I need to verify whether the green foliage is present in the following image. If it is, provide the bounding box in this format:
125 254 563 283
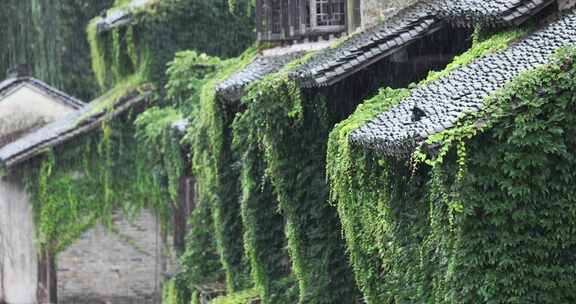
165 51 224 116
87 0 254 93
209 289 259 304
135 106 184 201
22 91 173 253
327 87 410 303
143 50 228 295
163 278 187 304
327 26 576 303
191 291 200 304
235 59 359 303
326 29 526 303
232 115 298 304
163 49 256 294
178 198 225 289
420 47 576 303
184 49 257 292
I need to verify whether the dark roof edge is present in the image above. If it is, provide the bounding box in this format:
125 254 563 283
0 90 151 169
292 0 557 88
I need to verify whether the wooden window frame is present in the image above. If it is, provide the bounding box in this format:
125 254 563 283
310 0 346 32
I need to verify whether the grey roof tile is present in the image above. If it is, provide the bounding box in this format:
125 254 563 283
215 51 304 102
0 89 152 168
350 10 576 156
290 0 555 88
95 0 155 33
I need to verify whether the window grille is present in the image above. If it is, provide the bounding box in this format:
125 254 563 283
271 0 282 34
315 0 345 27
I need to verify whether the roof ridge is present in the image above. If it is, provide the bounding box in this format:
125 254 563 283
350 8 576 156
0 77 85 109
291 0 556 88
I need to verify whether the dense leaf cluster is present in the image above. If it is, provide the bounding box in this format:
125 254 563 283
164 50 258 300
87 0 254 94
233 62 360 303
22 100 178 254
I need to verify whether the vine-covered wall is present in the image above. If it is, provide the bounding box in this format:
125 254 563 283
158 50 255 304
232 101 298 304
185 50 258 293
19 105 180 255
87 0 254 94
328 27 576 303
233 58 361 303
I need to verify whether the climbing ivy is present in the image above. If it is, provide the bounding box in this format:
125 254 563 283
184 49 258 293
160 50 228 300
209 288 259 304
21 90 174 254
162 278 187 304
326 28 576 303
228 29 527 304
232 109 298 304
87 0 254 93
135 106 184 201
234 55 360 303
420 47 576 303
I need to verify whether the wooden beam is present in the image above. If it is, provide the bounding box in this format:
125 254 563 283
290 0 298 36
282 0 290 39
37 248 57 304
311 0 318 30
299 0 307 35
266 0 273 40
256 0 263 41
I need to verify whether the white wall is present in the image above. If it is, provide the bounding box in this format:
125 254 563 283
0 175 38 304
0 84 76 147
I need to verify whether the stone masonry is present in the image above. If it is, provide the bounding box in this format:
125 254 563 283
57 209 175 304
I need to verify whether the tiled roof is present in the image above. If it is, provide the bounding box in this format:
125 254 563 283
290 0 555 88
0 89 152 169
216 52 304 102
95 0 156 33
0 77 85 109
350 10 576 156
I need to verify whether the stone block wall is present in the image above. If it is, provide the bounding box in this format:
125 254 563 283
57 210 175 304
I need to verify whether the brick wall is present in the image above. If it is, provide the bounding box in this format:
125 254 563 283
57 209 176 304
